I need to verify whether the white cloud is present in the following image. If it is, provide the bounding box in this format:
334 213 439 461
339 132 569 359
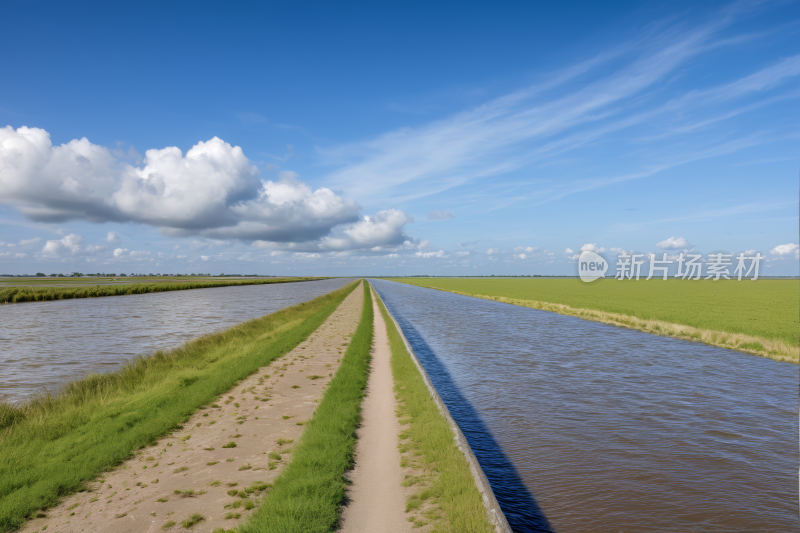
514 253 528 259
486 248 499 255
317 209 414 251
415 250 449 258
514 246 538 253
427 210 454 221
565 248 574 254
0 127 413 251
107 231 121 244
201 255 210 261
41 234 104 257
770 243 799 257
19 237 41 245
656 236 692 250
113 248 127 258
580 243 606 253
417 239 431 249
14 253 27 258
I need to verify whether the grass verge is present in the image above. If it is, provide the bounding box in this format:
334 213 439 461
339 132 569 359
0 281 359 532
0 277 326 304
240 281 373 533
374 288 494 533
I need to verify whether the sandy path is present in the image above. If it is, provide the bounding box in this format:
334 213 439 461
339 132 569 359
22 282 363 533
339 289 415 533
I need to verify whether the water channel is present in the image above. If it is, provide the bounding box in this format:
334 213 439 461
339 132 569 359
0 278 355 404
370 279 798 532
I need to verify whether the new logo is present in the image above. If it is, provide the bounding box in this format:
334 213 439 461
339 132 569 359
578 251 608 282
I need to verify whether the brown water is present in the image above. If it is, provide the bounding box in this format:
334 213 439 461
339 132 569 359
371 279 798 533
0 278 355 404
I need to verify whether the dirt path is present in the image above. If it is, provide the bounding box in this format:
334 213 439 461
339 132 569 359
23 282 364 533
339 289 415 533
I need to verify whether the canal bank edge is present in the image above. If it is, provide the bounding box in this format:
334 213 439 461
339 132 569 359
428 288 799 365
370 283 513 533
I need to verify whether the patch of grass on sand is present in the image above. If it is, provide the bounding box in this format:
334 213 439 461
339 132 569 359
240 281 373 533
0 281 359 532
0 277 325 304
393 278 799 363
374 286 494 533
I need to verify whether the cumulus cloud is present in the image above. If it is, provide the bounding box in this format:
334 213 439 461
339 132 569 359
0 127 412 250
317 209 414 251
656 236 692 250
427 209 454 221
514 253 528 259
514 246 538 253
486 248 499 255
107 231 121 243
565 248 574 254
771 243 799 257
41 234 104 257
580 243 606 253
415 250 449 258
201 255 210 261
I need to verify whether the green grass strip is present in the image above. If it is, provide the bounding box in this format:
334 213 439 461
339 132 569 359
374 288 494 533
0 281 359 532
241 281 373 533
0 277 327 304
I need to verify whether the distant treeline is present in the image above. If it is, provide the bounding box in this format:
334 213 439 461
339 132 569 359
0 277 325 304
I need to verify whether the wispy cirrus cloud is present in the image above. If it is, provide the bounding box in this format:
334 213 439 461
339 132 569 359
319 4 800 207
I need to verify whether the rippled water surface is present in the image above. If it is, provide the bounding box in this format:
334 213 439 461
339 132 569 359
0 278 355 403
371 279 798 533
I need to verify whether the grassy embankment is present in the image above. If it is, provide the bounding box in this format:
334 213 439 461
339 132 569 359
0 277 324 304
374 288 494 533
394 278 799 363
0 281 359 532
240 281 374 533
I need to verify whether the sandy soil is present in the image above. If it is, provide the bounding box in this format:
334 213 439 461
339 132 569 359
339 290 417 533
22 282 364 533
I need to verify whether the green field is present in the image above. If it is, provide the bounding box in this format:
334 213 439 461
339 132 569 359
0 277 325 304
392 278 799 347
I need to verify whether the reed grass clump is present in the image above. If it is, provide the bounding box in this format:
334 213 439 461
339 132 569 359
0 281 359 532
373 288 494 533
240 281 373 533
0 277 325 304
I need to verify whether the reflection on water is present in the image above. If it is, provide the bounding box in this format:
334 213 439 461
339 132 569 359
371 279 798 533
0 278 355 403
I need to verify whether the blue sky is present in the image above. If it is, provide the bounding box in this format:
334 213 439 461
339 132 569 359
1 0 798 276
